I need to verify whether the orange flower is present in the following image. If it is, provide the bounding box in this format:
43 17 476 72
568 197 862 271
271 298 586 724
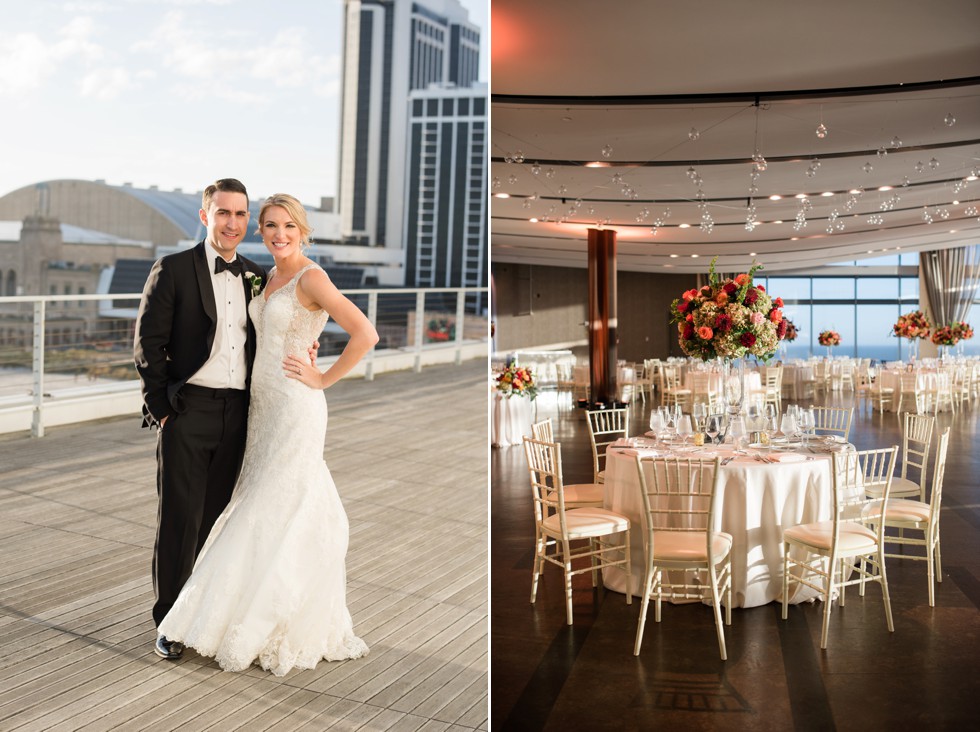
682 288 699 301
735 273 748 285
697 325 714 340
716 291 729 305
769 308 783 323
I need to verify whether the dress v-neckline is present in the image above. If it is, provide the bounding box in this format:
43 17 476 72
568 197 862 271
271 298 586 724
263 264 315 303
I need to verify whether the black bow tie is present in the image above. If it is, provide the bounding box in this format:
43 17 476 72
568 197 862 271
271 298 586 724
214 258 243 277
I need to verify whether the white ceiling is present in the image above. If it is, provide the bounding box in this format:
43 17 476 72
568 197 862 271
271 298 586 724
490 0 980 273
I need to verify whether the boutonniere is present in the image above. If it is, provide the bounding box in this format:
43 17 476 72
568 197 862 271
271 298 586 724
244 272 263 298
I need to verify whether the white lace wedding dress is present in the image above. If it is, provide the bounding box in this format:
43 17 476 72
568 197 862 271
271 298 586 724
158 264 369 676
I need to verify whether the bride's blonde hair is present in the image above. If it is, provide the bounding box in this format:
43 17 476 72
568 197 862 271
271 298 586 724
258 193 314 247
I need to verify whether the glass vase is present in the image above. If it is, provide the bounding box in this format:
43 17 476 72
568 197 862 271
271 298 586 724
723 358 746 418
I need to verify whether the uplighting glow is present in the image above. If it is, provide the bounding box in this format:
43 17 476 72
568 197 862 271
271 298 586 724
769 194 782 200
679 223 691 228
494 193 510 198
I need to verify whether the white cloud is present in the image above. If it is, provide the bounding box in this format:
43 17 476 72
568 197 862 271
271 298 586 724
80 67 137 99
133 13 340 104
0 17 104 96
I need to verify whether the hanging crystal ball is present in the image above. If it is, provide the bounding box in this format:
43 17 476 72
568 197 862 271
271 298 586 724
944 113 956 127
531 163 542 176
863 162 874 173
601 144 613 158
688 127 701 141
890 136 903 149
929 158 940 170
816 123 828 138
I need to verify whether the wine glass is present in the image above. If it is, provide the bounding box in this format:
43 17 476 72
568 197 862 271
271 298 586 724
705 414 722 445
676 414 692 442
780 412 798 441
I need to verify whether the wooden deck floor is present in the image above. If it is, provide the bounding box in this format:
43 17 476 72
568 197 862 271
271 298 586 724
0 360 488 732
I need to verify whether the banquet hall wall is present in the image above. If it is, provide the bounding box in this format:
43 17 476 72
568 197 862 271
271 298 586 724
492 262 693 361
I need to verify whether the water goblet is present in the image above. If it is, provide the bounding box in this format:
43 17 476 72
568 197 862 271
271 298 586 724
692 402 708 436
648 408 663 436
798 408 815 448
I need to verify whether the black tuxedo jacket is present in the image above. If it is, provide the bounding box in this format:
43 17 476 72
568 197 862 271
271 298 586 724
134 241 266 427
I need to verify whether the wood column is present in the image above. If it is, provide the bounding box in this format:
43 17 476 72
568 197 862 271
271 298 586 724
588 228 618 405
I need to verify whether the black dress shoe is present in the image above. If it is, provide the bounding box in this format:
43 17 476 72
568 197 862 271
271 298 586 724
154 634 184 660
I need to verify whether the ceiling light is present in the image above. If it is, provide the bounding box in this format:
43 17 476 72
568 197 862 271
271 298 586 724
953 200 960 205
494 193 510 198
967 175 978 182
749 252 757 256
669 254 679 258
950 230 958 234
773 220 783 224
795 193 807 199
529 217 539 223
849 189 861 195
585 161 611 168
867 250 874 254
769 194 782 201
663 264 673 268
791 237 799 241
878 185 893 191
690 254 699 258
821 191 834 197
679 223 690 228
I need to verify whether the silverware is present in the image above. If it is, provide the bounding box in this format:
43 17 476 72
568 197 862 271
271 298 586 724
721 456 735 466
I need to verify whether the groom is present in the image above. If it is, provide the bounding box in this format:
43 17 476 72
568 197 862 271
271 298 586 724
134 178 265 660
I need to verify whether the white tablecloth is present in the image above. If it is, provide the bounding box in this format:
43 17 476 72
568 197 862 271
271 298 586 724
491 390 534 447
683 370 762 395
602 445 836 607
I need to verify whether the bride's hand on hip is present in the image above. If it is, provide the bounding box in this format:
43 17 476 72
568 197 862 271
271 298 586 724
283 353 323 390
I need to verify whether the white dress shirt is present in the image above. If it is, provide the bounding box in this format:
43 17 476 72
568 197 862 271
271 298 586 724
187 243 248 390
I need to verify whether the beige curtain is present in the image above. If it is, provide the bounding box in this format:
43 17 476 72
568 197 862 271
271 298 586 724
920 245 980 325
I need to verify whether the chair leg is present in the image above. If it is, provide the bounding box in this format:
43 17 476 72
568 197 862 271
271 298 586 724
708 565 728 661
623 531 632 606
563 540 574 625
590 538 599 587
879 546 895 632
634 567 655 655
782 543 791 620
820 561 835 649
927 540 936 607
531 532 545 604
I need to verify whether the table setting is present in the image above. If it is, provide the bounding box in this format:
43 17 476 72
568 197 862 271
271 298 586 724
601 402 854 608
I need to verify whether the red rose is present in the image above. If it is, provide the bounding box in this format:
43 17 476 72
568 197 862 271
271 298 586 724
715 313 733 333
757 284 766 292
683 325 694 340
744 290 758 305
777 319 788 338
773 296 783 307
677 301 688 313
700 285 712 297
740 332 756 347
723 282 738 295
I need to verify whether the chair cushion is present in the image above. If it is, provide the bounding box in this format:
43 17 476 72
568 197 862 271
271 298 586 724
547 483 604 506
865 476 920 498
542 507 629 539
864 498 930 525
784 520 878 554
651 530 733 562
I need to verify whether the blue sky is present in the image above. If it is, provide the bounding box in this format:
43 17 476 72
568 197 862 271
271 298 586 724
0 0 488 207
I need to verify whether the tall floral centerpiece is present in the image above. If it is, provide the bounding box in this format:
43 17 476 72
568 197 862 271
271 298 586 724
953 321 974 355
670 258 786 415
931 324 960 361
783 318 798 342
893 310 931 361
818 330 841 357
495 364 538 400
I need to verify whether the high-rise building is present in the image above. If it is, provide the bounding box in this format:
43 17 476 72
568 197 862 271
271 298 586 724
404 83 486 299
337 0 481 279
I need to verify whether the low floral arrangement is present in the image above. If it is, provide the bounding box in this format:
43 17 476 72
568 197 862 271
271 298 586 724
669 258 785 360
931 325 960 347
783 318 799 342
426 317 456 342
495 364 538 400
892 310 931 340
952 321 974 340
818 330 841 347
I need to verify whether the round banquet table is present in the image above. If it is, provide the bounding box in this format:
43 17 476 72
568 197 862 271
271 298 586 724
491 390 534 447
877 368 945 412
601 443 838 607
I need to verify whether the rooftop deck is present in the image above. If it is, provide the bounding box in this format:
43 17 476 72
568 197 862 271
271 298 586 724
0 359 488 731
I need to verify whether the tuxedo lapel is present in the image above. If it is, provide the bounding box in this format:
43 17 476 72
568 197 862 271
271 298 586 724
192 242 218 343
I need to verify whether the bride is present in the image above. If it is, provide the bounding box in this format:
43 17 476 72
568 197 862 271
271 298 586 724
158 193 378 676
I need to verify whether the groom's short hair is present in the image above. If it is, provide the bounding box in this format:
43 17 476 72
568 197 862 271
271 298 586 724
202 178 249 211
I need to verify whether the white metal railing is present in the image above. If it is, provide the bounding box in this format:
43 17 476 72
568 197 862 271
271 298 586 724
0 287 489 436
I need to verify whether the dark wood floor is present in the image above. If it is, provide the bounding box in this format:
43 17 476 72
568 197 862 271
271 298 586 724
491 387 980 731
